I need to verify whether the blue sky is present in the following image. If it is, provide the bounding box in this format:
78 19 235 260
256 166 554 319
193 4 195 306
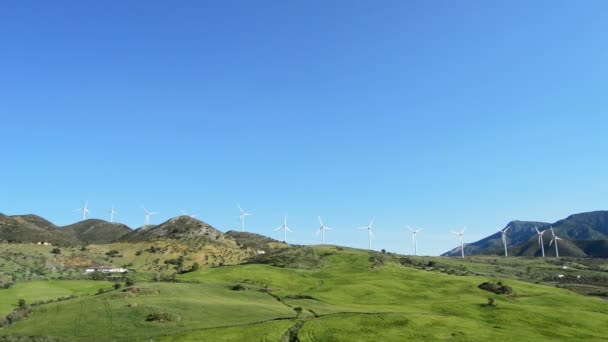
1 1 607 255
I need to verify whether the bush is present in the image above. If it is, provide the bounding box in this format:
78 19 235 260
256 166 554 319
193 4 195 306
50 248 61 255
146 312 180 322
230 284 248 291
478 282 514 295
113 283 122 290
125 278 135 287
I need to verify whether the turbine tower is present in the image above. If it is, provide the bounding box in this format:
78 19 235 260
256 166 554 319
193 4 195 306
143 206 157 226
180 209 198 218
274 215 292 243
497 225 511 257
358 217 375 251
406 226 423 256
109 205 117 223
237 203 252 232
549 227 562 258
78 200 90 221
316 216 332 244
451 228 466 258
535 227 546 257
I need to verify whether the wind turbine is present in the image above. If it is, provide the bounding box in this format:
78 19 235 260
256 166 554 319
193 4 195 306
109 205 117 223
451 228 466 258
358 217 375 251
143 206 157 226
316 216 332 244
497 225 511 257
535 227 546 257
76 201 90 221
237 203 252 232
180 209 198 218
406 226 423 256
274 215 292 243
549 227 562 258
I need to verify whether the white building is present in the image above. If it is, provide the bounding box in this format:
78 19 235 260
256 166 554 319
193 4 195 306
84 266 128 274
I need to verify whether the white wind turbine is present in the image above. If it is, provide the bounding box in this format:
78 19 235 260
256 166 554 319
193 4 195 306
358 217 375 251
535 227 546 257
237 203 252 232
406 226 423 256
316 216 332 244
451 228 466 258
143 206 157 226
109 205 117 223
497 225 511 257
76 200 90 221
549 227 562 258
180 209 198 218
274 215 292 243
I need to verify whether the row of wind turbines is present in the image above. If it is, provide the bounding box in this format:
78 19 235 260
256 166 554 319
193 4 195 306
77 201 565 258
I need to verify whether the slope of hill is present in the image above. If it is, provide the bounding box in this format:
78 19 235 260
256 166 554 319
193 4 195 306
443 210 608 257
2 247 608 341
60 219 131 244
225 230 283 251
121 216 228 242
0 214 79 246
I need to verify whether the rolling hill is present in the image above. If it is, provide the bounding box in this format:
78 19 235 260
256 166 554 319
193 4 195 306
1 246 608 341
60 219 131 244
0 214 131 246
0 214 79 245
443 210 608 257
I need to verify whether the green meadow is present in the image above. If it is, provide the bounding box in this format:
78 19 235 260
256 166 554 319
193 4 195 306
1 246 607 341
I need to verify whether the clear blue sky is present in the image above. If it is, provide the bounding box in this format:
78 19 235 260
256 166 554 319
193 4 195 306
1 1 607 255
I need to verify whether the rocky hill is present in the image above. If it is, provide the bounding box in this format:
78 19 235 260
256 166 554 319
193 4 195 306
121 216 229 242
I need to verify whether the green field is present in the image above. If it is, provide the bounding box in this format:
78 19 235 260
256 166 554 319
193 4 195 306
0 280 112 316
1 246 607 341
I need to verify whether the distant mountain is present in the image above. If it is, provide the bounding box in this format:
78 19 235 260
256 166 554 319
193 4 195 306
121 216 229 242
442 210 608 257
60 219 131 244
0 214 79 245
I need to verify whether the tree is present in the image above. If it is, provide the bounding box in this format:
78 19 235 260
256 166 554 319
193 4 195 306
113 283 122 290
17 299 26 308
294 307 303 318
487 297 496 306
191 262 201 272
125 278 135 287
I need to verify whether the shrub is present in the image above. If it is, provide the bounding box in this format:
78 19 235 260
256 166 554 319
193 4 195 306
146 312 180 322
125 278 135 287
113 283 122 290
50 248 61 255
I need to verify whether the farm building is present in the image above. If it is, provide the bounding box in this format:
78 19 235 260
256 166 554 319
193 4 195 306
84 266 128 274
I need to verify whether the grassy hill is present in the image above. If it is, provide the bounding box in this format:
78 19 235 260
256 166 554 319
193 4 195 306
60 219 131 244
0 214 79 246
1 246 608 341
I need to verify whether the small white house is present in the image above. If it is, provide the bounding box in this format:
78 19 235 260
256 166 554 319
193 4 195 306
256 250 266 255
84 266 128 274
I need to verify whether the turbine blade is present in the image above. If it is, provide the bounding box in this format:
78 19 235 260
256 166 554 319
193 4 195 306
407 225 414 232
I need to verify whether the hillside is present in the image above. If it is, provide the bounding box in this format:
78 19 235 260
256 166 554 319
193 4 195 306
225 230 283 251
443 210 608 257
1 247 608 341
60 219 131 244
0 214 79 246
121 216 229 243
